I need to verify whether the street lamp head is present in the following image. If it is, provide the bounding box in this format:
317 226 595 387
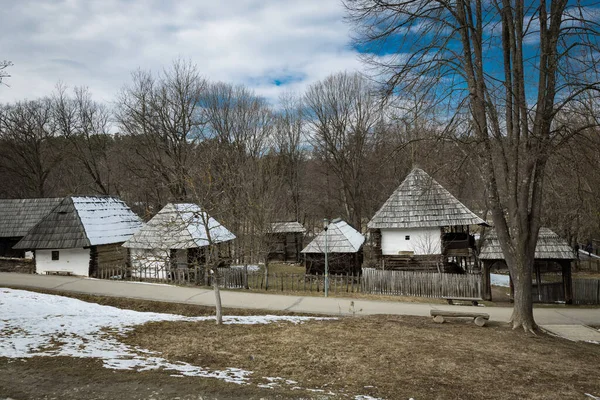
323 218 329 230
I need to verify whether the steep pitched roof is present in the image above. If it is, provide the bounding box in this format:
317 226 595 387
14 196 143 249
301 219 364 254
0 198 63 238
123 203 236 249
367 168 486 229
479 227 574 260
270 221 306 234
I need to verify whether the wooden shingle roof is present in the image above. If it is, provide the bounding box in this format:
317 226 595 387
14 196 142 250
270 221 306 234
123 203 236 250
479 228 574 260
367 168 486 229
0 198 62 238
301 219 364 254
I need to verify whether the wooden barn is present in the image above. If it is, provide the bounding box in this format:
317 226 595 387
0 198 63 258
479 228 574 303
13 196 143 276
301 219 365 275
267 221 305 263
367 168 487 271
122 203 236 279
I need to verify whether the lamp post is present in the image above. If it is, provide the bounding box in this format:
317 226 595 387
323 218 329 297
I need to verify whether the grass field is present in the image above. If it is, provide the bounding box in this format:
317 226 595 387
2 288 599 400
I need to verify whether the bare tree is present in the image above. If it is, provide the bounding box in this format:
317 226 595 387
274 92 306 222
0 98 63 196
201 82 275 262
0 60 12 86
53 84 115 195
116 59 207 201
345 0 600 331
305 72 382 231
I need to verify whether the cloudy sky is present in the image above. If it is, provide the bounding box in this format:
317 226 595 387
0 0 363 104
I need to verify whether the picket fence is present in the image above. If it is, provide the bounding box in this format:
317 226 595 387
573 279 600 305
360 268 482 298
96 264 483 299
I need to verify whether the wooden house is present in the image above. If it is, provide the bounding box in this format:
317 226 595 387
267 221 305 263
367 168 487 271
122 203 235 279
479 228 574 303
301 219 365 274
0 198 63 258
13 196 143 276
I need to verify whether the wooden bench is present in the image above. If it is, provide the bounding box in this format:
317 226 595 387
45 270 73 276
430 310 490 327
442 296 482 306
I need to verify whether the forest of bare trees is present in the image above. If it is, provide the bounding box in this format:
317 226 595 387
1 60 599 274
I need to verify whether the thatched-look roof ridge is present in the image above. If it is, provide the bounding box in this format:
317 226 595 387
270 221 306 234
14 196 142 250
367 168 486 229
479 228 574 260
123 203 235 250
301 219 364 254
0 198 63 238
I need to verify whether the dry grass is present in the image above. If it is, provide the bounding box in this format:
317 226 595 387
124 315 600 400
3 287 600 399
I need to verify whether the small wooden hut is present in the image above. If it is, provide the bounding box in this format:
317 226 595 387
301 219 365 275
13 196 142 276
0 198 63 258
267 221 305 263
122 203 235 279
479 228 574 303
367 168 487 271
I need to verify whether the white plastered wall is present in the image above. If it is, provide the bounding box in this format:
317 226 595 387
36 248 91 276
381 227 442 255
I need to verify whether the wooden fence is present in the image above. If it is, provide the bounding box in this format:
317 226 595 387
93 266 600 304
361 268 482 299
573 279 600 305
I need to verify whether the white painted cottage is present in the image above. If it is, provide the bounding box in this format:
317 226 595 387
368 168 486 270
13 196 143 276
122 203 235 279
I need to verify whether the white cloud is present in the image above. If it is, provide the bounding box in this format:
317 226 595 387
0 0 364 104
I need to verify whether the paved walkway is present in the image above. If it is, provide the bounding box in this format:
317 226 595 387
540 325 600 343
2 273 600 340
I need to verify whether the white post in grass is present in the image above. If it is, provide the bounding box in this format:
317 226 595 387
324 218 329 297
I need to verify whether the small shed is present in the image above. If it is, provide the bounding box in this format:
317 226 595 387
479 228 574 303
0 198 63 258
267 221 306 263
367 168 486 271
301 219 365 275
122 203 236 279
13 196 143 276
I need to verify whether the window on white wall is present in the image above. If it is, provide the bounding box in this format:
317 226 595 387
51 251 59 261
405 235 410 240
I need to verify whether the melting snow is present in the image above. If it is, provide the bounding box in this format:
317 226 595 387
231 264 261 272
0 288 384 398
490 273 510 287
0 288 327 384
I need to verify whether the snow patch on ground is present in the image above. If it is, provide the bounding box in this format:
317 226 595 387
0 288 383 398
0 288 328 384
231 264 261 272
491 273 510 287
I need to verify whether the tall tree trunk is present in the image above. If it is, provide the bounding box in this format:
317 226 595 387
212 268 223 325
508 256 536 331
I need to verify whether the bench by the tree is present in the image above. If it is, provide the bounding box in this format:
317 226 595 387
430 310 490 327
